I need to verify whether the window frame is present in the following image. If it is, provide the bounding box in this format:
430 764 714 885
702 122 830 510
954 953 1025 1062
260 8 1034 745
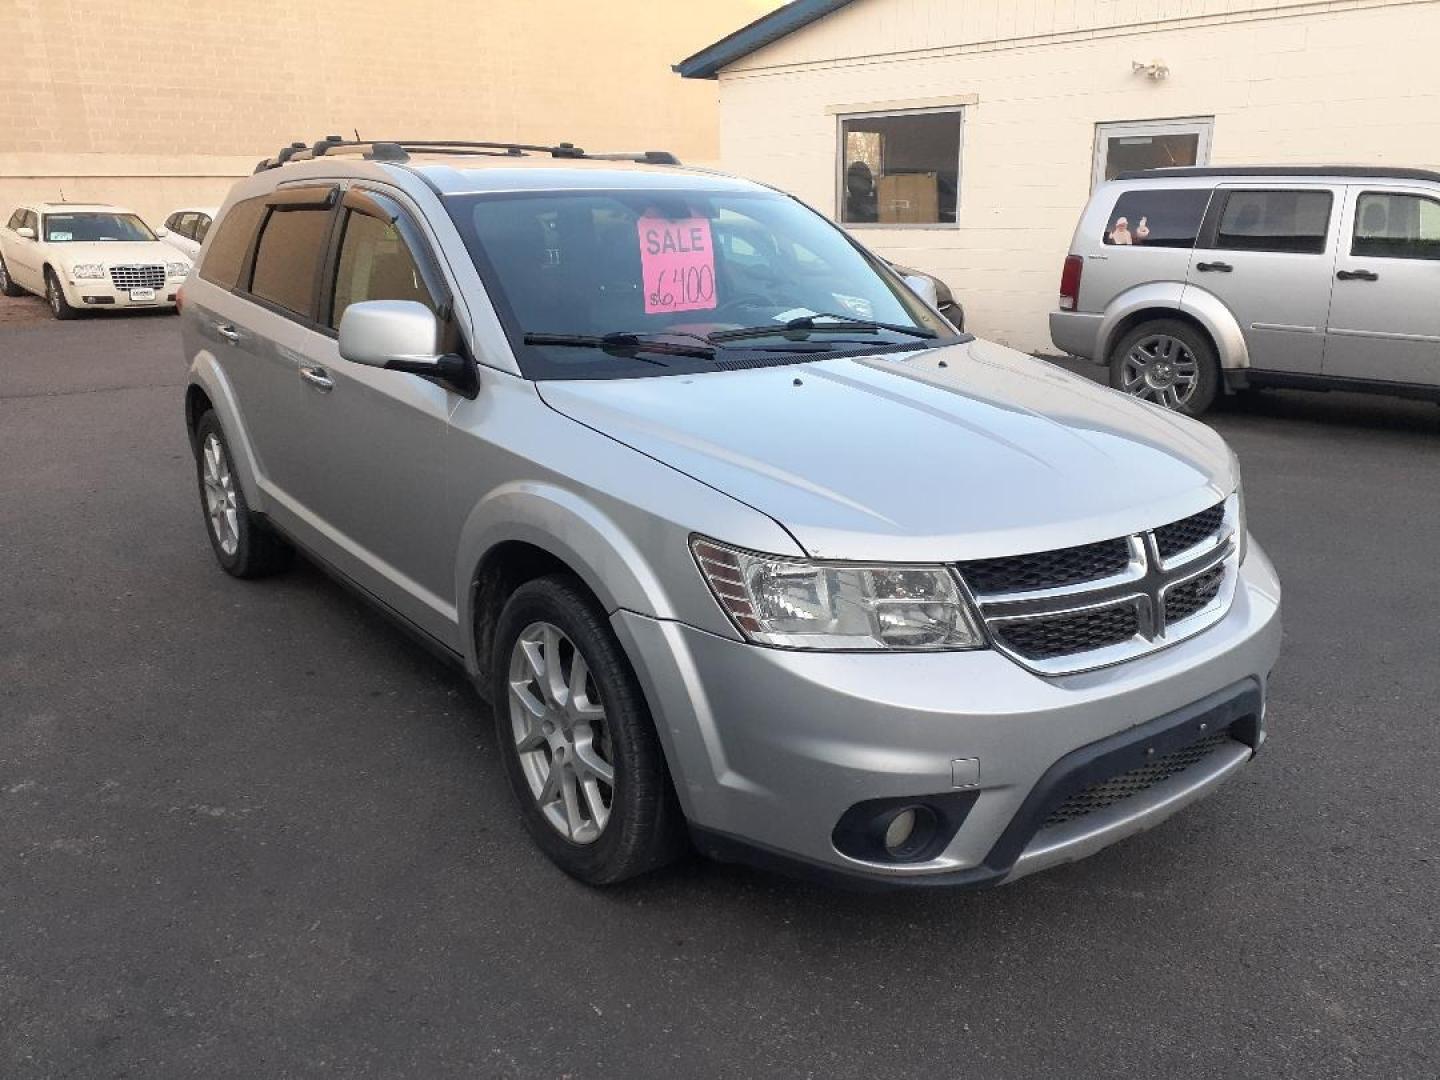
1349 188 1440 262
834 105 965 231
232 184 341 331
1092 117 1214 190
1198 186 1336 257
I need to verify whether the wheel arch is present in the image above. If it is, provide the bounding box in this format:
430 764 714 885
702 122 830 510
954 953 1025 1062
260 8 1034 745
1099 283 1248 371
184 358 265 509
457 484 686 686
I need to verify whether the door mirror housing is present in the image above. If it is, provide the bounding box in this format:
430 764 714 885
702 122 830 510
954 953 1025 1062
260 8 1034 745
903 273 940 309
155 227 169 238
337 299 473 389
16 226 35 240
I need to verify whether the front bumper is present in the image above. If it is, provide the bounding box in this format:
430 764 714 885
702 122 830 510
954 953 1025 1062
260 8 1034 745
613 540 1281 888
59 275 180 309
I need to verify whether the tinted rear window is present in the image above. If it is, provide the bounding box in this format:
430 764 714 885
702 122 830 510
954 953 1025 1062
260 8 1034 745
1214 189 1332 254
1102 188 1211 248
248 207 331 316
199 199 266 289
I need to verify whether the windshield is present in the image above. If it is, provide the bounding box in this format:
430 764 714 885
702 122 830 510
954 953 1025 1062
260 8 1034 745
42 213 156 243
446 188 957 378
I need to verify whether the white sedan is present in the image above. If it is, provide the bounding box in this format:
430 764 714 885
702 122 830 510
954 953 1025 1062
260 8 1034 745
0 202 190 319
158 207 218 261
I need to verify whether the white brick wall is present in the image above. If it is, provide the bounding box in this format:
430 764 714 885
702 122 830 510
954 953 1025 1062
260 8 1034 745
713 0 1440 351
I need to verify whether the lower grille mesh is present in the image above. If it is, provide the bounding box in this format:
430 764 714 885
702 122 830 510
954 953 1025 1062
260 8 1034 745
993 602 1138 661
1042 731 1234 828
1165 566 1225 624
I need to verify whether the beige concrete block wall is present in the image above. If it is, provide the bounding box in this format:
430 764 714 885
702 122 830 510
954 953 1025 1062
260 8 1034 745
0 0 778 227
713 0 1440 352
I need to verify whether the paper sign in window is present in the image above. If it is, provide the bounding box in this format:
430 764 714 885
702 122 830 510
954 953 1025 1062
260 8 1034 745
636 214 716 315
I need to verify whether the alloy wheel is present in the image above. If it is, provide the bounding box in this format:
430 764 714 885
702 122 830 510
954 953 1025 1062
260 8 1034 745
1119 333 1199 410
0 260 9 292
48 278 61 316
507 621 615 845
201 433 239 556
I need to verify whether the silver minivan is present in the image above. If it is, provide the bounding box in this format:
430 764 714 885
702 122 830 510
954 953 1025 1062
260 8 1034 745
1051 166 1440 416
180 138 1281 888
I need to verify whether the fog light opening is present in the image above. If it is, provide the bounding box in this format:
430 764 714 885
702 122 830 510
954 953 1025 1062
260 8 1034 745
880 805 937 861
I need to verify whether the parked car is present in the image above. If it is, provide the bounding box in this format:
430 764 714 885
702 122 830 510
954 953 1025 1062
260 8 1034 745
159 206 218 260
181 137 1280 888
1051 166 1440 416
0 202 189 318
889 261 965 330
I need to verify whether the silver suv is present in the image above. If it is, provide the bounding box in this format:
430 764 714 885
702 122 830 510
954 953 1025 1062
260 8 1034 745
181 138 1281 888
1051 166 1440 416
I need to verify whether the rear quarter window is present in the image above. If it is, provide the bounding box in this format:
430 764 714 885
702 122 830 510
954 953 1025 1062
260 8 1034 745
1102 188 1212 248
198 198 266 289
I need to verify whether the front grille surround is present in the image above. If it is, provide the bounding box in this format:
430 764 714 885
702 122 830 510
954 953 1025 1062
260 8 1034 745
961 496 1240 675
109 264 166 290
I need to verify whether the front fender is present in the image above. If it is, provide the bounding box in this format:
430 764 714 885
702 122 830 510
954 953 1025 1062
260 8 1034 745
453 481 749 673
186 350 265 510
1098 282 1249 371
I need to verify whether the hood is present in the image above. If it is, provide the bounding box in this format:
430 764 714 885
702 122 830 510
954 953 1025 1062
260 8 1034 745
52 241 181 268
538 339 1236 562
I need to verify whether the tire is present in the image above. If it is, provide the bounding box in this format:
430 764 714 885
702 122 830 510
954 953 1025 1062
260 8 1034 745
491 574 685 884
1108 318 1219 417
45 268 78 320
192 411 292 578
0 254 22 297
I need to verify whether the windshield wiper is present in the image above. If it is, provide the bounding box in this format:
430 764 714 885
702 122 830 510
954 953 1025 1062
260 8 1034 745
708 313 937 344
523 331 715 362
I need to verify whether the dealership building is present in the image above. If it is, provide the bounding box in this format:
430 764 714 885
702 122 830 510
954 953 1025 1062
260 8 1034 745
678 0 1440 353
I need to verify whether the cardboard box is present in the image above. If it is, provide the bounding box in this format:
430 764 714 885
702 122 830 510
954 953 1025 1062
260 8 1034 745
877 172 939 224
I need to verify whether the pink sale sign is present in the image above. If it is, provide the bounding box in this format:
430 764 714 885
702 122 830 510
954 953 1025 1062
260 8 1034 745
636 214 717 315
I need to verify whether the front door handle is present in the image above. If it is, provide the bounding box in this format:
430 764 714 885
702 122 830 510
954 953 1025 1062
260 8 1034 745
299 365 334 393
1336 269 1380 281
1196 261 1233 273
215 323 241 343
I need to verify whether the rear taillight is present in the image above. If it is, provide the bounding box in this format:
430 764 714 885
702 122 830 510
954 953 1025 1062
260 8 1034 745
1059 254 1083 311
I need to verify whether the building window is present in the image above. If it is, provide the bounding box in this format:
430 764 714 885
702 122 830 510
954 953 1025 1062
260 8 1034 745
839 108 962 227
1093 118 1213 188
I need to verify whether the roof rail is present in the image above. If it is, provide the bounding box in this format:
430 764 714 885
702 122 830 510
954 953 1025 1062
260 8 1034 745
253 138 682 172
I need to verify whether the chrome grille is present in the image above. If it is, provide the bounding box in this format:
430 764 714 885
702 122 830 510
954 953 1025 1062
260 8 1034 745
960 497 1238 675
1155 504 1225 559
957 537 1130 595
108 264 165 290
1041 732 1234 828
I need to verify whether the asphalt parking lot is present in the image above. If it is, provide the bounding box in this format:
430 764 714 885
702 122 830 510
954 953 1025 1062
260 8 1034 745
2 306 1437 1079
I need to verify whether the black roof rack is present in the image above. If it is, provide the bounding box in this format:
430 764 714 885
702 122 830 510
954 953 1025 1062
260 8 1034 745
254 137 681 173
1116 165 1440 183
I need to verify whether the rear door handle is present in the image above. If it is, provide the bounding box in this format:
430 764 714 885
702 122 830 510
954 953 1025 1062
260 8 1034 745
1196 261 1233 273
299 365 334 392
215 323 241 343
1336 269 1379 281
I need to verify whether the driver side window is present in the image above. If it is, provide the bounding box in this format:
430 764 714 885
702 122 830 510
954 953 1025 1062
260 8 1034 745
328 209 436 330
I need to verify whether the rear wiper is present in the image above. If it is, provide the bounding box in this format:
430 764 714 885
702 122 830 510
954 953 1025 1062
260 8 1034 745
709 313 937 344
523 331 715 362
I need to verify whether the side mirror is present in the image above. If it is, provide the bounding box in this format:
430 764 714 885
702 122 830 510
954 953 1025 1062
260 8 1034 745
16 226 35 240
337 299 471 386
155 227 169 238
903 273 939 309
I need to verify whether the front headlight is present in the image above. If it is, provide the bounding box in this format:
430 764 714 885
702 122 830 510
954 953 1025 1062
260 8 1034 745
167 261 191 280
692 537 986 651
70 263 105 279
